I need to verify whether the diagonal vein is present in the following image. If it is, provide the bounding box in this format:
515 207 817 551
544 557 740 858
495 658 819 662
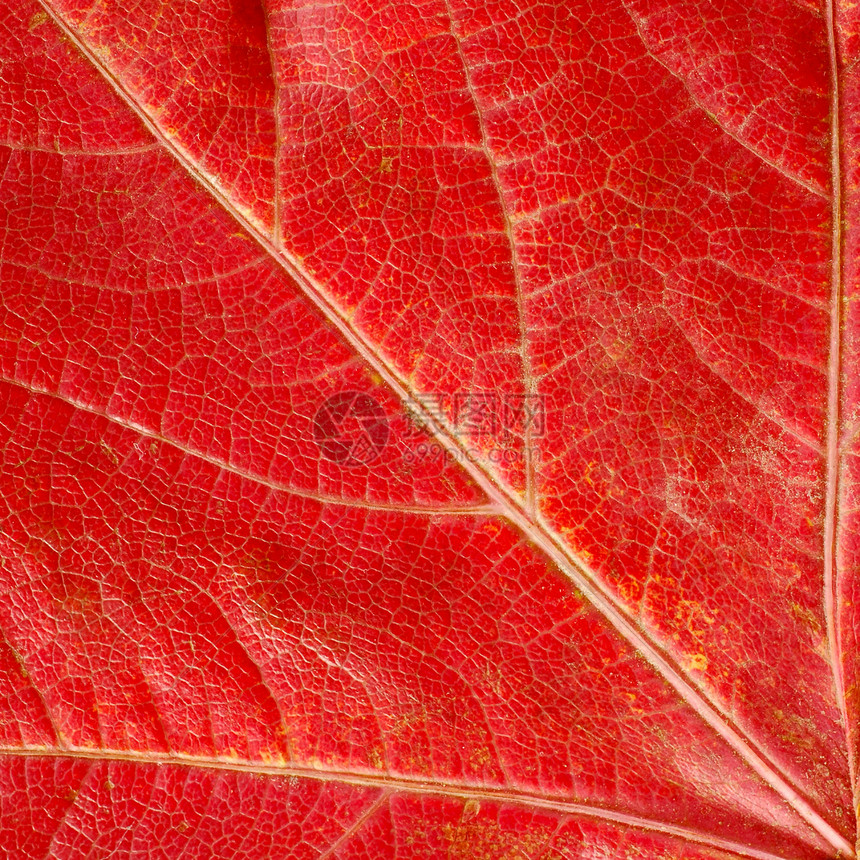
0 746 814 860
1 375 495 516
0 628 61 746
663 302 824 454
621 1 828 200
317 791 388 860
38 759 95 860
34 2 853 854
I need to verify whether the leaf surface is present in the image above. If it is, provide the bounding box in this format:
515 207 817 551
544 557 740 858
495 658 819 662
0 0 858 856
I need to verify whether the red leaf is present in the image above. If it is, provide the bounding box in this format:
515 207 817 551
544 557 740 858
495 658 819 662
0 0 857 856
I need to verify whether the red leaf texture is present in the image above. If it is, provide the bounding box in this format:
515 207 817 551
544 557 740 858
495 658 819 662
0 0 858 857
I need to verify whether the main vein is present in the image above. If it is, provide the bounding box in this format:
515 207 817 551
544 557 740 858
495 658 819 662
823 0 855 809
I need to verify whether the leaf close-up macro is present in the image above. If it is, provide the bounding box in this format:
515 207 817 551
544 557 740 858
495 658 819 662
0 0 858 857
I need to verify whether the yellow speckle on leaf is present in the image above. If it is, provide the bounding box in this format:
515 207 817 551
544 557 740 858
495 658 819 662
368 746 385 770
441 817 555 860
684 653 708 672
462 799 480 820
481 520 501 537
258 748 287 766
100 440 119 466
